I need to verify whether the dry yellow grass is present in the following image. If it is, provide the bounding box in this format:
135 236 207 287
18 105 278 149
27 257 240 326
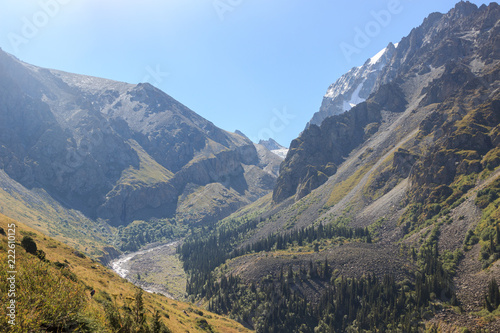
0 213 251 332
326 163 374 208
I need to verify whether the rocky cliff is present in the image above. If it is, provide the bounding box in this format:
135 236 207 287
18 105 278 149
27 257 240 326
209 3 500 330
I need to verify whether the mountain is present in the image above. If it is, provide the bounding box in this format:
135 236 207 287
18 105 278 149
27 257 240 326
258 138 289 159
307 42 398 127
274 0 500 203
176 2 500 331
2 1 500 332
0 49 277 235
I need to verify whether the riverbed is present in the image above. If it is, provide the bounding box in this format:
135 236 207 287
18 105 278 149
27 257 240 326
109 240 187 300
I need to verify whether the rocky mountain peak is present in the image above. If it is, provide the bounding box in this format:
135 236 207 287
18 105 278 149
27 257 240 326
258 138 285 151
258 138 289 160
307 42 398 127
450 1 479 18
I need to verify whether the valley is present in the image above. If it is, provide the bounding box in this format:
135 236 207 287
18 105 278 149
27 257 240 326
1 1 500 332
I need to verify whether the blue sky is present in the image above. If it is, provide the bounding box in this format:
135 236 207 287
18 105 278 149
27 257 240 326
0 0 490 146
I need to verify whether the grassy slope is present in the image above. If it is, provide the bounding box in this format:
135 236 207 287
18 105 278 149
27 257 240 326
118 140 174 187
0 183 113 257
0 213 250 333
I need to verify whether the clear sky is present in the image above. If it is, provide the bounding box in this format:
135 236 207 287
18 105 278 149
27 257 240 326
0 0 491 146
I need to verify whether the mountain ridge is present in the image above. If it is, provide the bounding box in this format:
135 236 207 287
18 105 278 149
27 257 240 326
274 0 500 204
1 1 500 332
308 42 398 128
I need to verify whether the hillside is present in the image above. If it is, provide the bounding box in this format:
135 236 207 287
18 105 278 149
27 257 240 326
0 48 280 259
0 213 249 333
175 2 500 332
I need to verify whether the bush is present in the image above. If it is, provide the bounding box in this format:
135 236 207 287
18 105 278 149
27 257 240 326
21 235 37 254
73 250 86 258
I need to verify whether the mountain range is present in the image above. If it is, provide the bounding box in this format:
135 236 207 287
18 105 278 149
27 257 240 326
1 1 500 332
0 48 285 257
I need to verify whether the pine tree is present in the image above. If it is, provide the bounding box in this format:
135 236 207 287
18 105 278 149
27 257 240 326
133 289 147 329
21 236 37 254
496 224 500 248
487 278 500 311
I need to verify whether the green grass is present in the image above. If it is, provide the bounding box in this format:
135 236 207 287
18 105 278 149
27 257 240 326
326 162 375 208
0 186 113 257
118 140 174 187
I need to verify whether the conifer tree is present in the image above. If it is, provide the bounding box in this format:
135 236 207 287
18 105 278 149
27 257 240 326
486 278 500 311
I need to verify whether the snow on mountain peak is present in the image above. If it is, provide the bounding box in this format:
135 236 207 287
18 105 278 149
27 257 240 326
369 47 388 65
307 42 397 127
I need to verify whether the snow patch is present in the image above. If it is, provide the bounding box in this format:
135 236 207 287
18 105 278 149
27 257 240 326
342 81 366 111
369 47 387 65
271 148 288 159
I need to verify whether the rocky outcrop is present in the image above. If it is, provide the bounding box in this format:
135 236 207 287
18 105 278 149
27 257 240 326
393 149 419 178
410 99 500 203
273 83 407 203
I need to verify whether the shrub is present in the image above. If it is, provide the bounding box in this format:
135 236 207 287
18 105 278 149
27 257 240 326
21 235 37 254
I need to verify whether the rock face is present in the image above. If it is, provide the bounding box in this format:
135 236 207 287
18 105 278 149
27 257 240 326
258 138 289 159
273 1 500 204
273 83 407 203
0 50 277 225
307 43 398 127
